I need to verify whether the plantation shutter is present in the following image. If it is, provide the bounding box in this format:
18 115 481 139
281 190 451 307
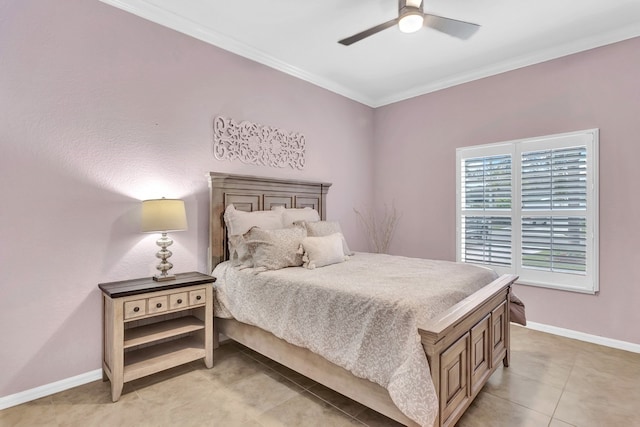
456 129 598 293
521 147 588 274
460 154 512 267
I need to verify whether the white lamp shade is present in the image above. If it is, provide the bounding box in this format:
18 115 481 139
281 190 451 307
141 199 188 232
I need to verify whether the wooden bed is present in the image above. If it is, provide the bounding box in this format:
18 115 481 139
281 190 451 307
208 172 517 427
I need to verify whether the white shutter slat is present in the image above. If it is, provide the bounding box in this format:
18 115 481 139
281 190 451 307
462 215 512 267
521 216 586 274
521 146 587 210
463 155 511 210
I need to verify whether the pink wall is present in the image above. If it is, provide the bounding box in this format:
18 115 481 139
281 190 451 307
374 37 640 344
0 0 374 397
2 0 638 402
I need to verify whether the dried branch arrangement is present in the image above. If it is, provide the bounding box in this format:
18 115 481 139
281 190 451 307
354 203 400 254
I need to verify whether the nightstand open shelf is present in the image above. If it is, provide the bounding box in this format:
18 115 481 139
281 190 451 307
124 316 205 348
123 335 205 382
99 272 214 402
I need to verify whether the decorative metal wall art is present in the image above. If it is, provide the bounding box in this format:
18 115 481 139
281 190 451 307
213 116 306 169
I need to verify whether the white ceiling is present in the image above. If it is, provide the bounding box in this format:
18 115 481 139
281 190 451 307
101 0 640 107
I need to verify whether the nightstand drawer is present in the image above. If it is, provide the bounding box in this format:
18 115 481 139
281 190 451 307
124 300 146 319
148 296 168 314
189 289 206 306
169 292 188 310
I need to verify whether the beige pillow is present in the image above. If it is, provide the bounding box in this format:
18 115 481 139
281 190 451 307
227 235 252 268
297 220 354 256
244 226 307 272
300 233 347 269
224 204 284 266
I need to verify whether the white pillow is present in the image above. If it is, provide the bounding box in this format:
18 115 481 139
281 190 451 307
298 220 354 256
276 206 321 226
224 204 284 235
300 233 347 269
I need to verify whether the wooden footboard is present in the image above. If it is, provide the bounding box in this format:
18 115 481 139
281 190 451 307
214 274 516 427
419 274 516 427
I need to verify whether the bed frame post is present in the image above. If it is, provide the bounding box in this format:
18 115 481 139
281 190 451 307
503 287 511 367
424 350 440 427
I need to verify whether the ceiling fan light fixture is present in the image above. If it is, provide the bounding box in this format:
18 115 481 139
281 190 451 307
338 0 479 46
398 11 424 33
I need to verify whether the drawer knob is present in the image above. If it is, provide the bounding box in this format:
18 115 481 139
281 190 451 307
196 295 202 301
177 299 183 304
133 307 140 312
156 303 162 308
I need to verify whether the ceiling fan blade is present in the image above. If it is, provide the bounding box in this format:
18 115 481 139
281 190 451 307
424 13 480 39
338 18 399 46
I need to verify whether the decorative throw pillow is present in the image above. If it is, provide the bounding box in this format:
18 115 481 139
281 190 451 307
244 226 307 272
300 233 347 269
297 220 354 256
227 235 252 268
276 206 321 226
224 204 284 267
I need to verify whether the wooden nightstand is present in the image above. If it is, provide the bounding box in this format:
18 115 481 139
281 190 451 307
99 271 215 402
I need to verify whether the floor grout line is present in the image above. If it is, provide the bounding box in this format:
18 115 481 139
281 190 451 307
4 329 638 427
547 351 578 427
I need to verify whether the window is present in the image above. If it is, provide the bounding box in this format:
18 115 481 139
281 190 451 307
456 129 599 293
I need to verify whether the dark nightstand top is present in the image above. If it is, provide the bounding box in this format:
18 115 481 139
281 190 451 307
98 271 215 298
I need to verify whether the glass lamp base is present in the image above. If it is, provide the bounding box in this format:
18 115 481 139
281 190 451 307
153 232 176 282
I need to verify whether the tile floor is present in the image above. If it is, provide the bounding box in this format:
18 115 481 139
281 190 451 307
2 325 640 426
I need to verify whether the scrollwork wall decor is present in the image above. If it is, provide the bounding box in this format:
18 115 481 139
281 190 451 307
213 116 306 170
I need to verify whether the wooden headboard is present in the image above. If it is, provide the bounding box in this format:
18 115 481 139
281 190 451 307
207 172 332 272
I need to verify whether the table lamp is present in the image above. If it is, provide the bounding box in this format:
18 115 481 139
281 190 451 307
141 198 188 281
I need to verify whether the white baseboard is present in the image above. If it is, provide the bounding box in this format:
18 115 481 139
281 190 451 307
3 323 639 411
525 321 640 354
0 369 102 411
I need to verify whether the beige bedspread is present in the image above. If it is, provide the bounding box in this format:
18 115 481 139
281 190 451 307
213 252 499 427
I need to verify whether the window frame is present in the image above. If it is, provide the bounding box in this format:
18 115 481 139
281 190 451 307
456 129 599 294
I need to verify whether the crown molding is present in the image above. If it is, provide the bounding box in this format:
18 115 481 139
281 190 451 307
100 0 640 108
374 24 640 107
99 0 376 106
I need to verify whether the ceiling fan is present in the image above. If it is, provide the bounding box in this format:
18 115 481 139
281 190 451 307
338 0 480 46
